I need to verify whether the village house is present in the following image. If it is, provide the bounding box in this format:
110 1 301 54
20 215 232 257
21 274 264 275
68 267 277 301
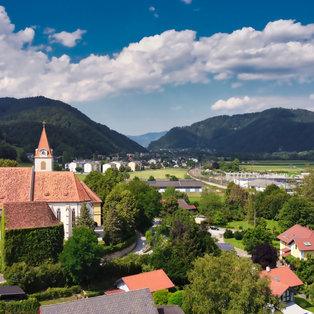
277 224 314 260
260 267 303 303
147 179 203 193
0 125 102 239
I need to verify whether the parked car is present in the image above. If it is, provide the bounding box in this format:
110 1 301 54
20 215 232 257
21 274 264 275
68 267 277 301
209 226 219 230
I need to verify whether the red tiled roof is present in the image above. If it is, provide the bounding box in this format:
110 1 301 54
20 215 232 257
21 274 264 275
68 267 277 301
80 181 102 203
282 252 291 258
4 202 60 230
177 199 190 210
122 270 175 293
277 224 313 245
0 168 32 207
260 267 303 296
294 233 314 251
189 205 196 210
281 248 290 253
33 172 91 203
104 289 124 295
34 127 53 158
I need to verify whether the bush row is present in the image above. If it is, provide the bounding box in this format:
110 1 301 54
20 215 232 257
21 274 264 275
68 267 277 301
101 233 137 255
0 298 39 313
29 286 81 301
4 262 70 294
223 229 245 240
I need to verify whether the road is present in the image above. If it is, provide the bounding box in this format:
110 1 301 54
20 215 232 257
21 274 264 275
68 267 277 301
188 168 227 189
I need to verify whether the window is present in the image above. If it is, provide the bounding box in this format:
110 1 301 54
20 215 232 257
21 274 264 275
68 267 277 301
57 209 61 221
41 161 46 170
72 209 75 223
40 149 48 157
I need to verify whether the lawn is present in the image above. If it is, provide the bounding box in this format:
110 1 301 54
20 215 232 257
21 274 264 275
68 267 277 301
18 162 33 167
226 220 279 230
40 295 82 306
188 196 201 203
294 295 314 312
129 168 188 180
224 238 245 250
76 174 87 181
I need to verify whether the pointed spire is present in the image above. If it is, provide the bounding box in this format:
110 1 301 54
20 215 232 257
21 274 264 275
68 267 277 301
35 122 53 158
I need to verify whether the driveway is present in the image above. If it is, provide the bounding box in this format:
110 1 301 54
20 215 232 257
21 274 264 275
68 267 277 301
282 302 312 314
208 227 251 258
130 233 152 255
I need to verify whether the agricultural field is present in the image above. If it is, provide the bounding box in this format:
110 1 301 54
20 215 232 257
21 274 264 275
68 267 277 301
129 168 188 180
240 160 314 175
226 220 279 230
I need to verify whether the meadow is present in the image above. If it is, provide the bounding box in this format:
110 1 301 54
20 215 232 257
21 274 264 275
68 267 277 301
129 168 188 180
240 160 314 175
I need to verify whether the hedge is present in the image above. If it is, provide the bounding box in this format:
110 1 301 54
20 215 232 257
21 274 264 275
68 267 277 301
85 290 104 298
4 262 70 294
2 222 64 267
30 286 81 301
0 298 40 313
102 233 137 255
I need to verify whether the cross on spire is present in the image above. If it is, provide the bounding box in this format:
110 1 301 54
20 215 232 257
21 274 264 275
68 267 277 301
42 120 46 128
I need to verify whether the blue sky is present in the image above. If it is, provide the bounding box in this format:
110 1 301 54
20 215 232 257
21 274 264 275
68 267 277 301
1 1 314 135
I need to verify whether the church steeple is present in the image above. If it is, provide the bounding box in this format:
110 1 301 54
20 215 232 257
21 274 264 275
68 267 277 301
34 122 53 172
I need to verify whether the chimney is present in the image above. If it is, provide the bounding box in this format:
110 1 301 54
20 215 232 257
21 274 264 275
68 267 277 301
266 266 270 272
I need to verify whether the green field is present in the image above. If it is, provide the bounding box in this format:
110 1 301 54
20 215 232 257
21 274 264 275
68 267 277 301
224 238 245 250
129 168 188 180
76 174 86 181
240 160 314 175
226 220 279 230
294 296 314 312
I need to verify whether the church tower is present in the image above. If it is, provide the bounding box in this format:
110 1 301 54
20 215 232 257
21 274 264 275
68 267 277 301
34 122 53 172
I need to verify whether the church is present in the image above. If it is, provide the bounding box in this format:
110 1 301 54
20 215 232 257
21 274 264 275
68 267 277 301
0 124 102 239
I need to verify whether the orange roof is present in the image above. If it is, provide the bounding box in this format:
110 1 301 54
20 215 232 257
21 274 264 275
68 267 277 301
122 270 175 293
277 224 313 245
80 181 102 203
0 168 32 207
4 202 60 230
33 172 91 203
35 127 53 158
260 267 303 296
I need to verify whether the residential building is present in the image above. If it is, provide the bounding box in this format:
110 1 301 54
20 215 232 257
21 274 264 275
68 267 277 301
40 288 158 314
277 224 314 260
260 267 303 303
147 180 203 193
117 269 175 293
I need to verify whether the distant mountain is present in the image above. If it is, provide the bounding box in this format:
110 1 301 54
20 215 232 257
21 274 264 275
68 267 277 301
127 131 167 147
0 96 145 160
148 108 314 153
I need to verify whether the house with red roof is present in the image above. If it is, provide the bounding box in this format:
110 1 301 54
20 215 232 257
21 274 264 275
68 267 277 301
117 269 175 293
0 124 102 239
260 267 303 303
277 224 314 260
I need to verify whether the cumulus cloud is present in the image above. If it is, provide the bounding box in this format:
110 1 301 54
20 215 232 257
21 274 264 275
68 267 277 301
149 6 155 12
50 29 86 47
212 96 251 110
2 6 314 102
211 95 314 114
181 0 192 4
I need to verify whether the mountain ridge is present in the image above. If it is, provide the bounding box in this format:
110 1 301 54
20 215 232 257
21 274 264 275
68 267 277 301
148 108 314 153
127 131 167 147
0 96 145 160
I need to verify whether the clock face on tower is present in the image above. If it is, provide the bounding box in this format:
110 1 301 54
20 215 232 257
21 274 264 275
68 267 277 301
40 149 48 157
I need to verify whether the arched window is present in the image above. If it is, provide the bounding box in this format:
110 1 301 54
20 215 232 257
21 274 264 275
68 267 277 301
57 209 61 221
41 161 46 170
72 209 75 223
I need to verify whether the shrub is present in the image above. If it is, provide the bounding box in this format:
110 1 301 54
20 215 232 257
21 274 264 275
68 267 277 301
102 233 137 255
224 229 234 239
153 289 170 305
145 230 153 245
86 290 104 298
234 230 244 240
0 298 40 313
4 262 69 294
168 290 184 307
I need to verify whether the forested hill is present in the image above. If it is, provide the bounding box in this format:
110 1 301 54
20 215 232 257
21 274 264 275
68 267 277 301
148 108 314 153
0 96 145 160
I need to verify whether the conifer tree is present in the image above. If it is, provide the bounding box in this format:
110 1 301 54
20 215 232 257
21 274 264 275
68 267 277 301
75 202 95 230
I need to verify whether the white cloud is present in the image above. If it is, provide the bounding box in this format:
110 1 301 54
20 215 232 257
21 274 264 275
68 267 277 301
50 29 86 47
149 6 155 12
232 82 242 88
43 27 55 34
154 13 159 19
2 6 314 103
181 0 192 4
212 96 251 110
211 95 314 114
